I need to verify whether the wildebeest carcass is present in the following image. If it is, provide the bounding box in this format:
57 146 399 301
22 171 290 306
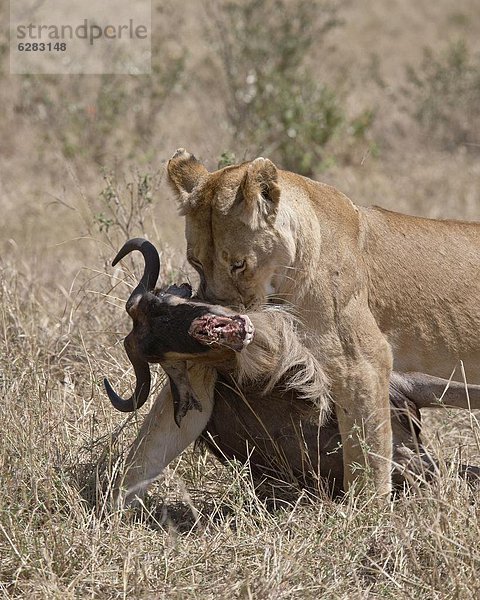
105 239 480 505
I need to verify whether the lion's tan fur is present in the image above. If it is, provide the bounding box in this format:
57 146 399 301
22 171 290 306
167 148 480 496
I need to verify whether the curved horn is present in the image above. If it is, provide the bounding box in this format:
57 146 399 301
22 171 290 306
103 333 151 412
112 238 160 312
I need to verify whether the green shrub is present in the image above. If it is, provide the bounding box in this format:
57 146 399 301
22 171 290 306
406 40 480 151
206 0 373 175
94 170 161 242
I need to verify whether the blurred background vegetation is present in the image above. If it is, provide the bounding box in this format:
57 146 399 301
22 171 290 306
2 0 480 274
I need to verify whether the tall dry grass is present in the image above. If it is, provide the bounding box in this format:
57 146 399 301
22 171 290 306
1 180 480 596
1 0 480 597
1 257 479 597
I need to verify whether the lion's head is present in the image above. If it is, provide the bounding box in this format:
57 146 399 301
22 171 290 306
167 149 297 309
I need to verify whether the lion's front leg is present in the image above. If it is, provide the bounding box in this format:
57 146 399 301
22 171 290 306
330 310 393 497
115 365 216 507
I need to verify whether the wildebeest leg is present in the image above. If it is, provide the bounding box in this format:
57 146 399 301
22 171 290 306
162 361 203 427
115 364 216 507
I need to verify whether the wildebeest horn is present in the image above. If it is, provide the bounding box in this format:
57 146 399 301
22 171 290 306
112 237 160 313
104 238 160 412
104 333 151 412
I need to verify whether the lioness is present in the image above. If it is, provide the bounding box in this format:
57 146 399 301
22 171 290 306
167 149 480 496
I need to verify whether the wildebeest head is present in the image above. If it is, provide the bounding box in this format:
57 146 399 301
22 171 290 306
104 238 254 425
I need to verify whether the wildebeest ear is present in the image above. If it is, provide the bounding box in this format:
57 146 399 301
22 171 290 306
238 157 280 228
164 283 193 299
167 148 208 212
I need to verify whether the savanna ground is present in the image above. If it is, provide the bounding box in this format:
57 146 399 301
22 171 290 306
1 1 480 597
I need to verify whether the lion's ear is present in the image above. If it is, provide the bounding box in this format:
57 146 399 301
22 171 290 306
238 157 280 228
167 149 208 212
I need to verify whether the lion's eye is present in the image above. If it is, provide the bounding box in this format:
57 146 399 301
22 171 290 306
231 259 246 274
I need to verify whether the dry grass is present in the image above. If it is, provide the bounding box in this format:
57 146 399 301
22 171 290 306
1 263 479 598
1 0 480 597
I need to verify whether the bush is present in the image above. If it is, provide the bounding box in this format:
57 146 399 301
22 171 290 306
206 0 373 175
406 40 480 151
